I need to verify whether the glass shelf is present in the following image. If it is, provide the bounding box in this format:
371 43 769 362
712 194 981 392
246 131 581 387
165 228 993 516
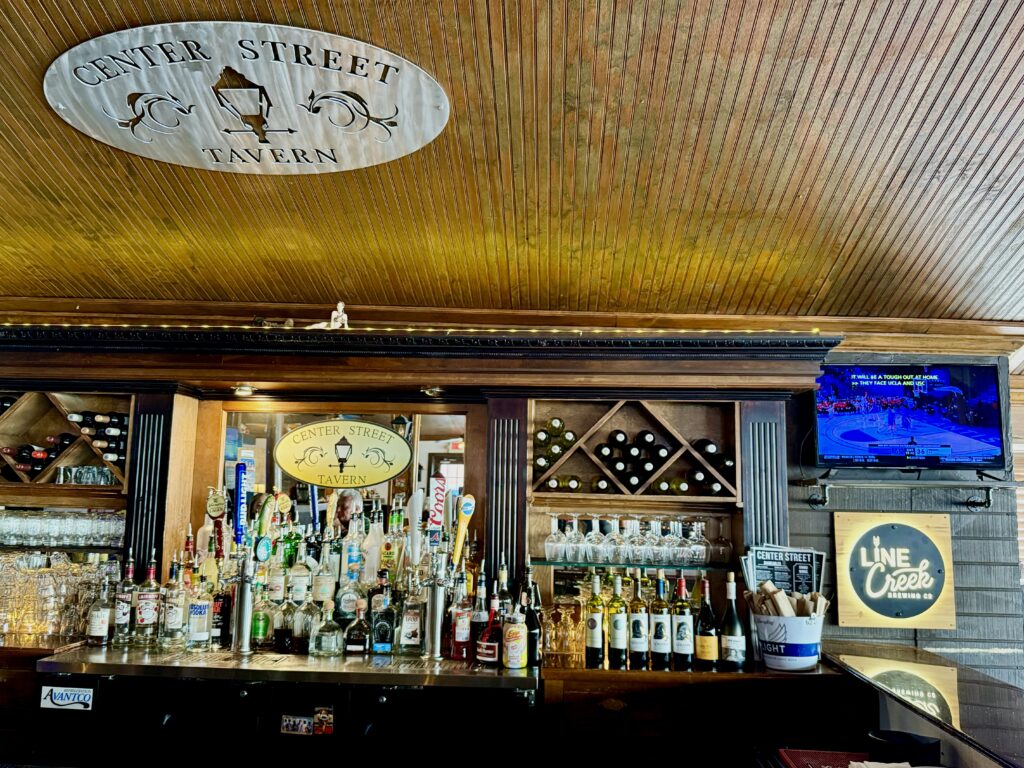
0 544 122 553
533 559 732 571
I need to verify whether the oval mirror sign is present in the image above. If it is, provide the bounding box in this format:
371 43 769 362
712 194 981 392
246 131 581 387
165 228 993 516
44 22 450 174
274 418 412 488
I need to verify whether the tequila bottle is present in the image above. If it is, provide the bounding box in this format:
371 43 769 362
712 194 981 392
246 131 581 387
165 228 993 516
132 548 161 647
334 572 366 626
344 600 371 655
371 584 396 654
310 601 343 657
111 547 136 647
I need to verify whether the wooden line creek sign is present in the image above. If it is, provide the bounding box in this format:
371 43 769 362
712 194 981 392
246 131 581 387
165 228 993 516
43 22 450 174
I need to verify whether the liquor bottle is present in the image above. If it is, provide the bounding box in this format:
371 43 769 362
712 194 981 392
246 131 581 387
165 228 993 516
212 574 233 649
272 588 298 653
310 601 344 657
608 429 629 447
523 588 542 668
545 417 566 437
86 578 114 647
533 428 551 448
476 582 503 667
380 506 405 578
344 600 371 655
497 556 513 618
470 578 489 650
267 548 287 604
628 577 650 671
671 575 694 670
449 570 474 660
371 585 395 654
159 559 187 649
694 578 718 671
311 548 336 607
291 588 319 655
360 506 384 585
281 522 302 568
367 569 391 618
288 542 312 605
558 429 578 448
334 571 366 626
669 477 690 495
111 548 135 647
591 476 612 493
607 575 628 670
594 443 615 462
396 572 426 656
692 438 720 457
585 574 605 670
560 475 582 492
133 548 161 646
718 572 746 671
199 537 219 585
251 588 274 650
343 509 364 584
186 576 212 651
649 577 672 671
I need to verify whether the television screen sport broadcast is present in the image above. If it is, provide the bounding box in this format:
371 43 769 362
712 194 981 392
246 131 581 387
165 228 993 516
815 364 1004 468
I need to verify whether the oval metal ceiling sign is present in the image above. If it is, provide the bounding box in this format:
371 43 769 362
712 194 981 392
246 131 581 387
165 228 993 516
273 418 412 488
43 22 450 174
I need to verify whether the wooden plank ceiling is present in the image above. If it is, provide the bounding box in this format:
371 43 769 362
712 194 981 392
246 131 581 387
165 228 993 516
2 1 1024 322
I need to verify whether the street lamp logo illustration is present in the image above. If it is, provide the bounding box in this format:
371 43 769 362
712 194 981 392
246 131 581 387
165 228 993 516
211 66 294 143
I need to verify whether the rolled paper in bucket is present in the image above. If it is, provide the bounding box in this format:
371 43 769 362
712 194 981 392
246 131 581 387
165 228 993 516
752 614 824 672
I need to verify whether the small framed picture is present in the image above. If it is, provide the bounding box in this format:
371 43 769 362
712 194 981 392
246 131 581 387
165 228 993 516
280 715 313 735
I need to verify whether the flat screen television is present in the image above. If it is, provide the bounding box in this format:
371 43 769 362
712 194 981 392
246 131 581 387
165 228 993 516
815 363 1005 469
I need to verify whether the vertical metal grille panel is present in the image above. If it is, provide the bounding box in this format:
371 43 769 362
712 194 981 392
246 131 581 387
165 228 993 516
126 412 165 562
746 419 786 546
487 417 521 583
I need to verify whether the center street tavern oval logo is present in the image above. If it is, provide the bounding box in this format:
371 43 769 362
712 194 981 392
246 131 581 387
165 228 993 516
273 418 412 488
43 22 450 174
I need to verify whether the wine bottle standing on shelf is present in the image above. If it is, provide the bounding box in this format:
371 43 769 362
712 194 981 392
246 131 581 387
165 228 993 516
585 574 605 670
649 576 672 671
628 576 649 671
497 556 514 618
475 581 503 666
718 572 746 671
694 578 718 671
671 575 694 670
523 578 542 668
607 575 628 670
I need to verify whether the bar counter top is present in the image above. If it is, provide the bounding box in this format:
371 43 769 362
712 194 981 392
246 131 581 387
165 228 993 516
824 641 1024 768
36 647 538 690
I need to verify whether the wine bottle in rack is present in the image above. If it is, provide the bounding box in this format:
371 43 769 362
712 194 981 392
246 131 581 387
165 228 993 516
624 473 643 491
559 475 582 492
102 427 123 437
92 413 112 424
0 394 17 411
591 477 612 493
102 453 127 464
713 454 736 473
608 429 628 447
545 417 566 436
106 413 129 426
67 412 94 425
687 467 709 485
610 458 629 476
534 455 552 473
79 426 96 436
625 444 643 460
669 477 689 495
692 438 720 456
594 443 615 462
636 430 657 447
637 459 657 475
558 429 578 448
534 429 551 448
651 444 672 461
548 442 565 459
653 479 672 494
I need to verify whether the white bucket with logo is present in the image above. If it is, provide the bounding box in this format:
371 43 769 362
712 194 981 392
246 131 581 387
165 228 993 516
752 614 824 672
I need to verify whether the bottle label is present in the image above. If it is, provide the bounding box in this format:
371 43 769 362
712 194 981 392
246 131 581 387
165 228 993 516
252 612 269 640
586 612 603 648
726 582 736 600
696 635 719 661
628 612 649 652
476 638 500 663
87 610 109 637
454 610 472 642
135 592 160 626
114 595 132 626
327 553 342 581
345 543 362 580
380 545 396 571
163 600 184 630
608 614 628 649
346 643 367 653
268 575 286 601
312 575 335 603
371 593 385 613
372 641 393 653
721 635 746 663
188 603 210 640
290 582 308 604
502 624 527 669
672 613 694 655
650 615 671 654
339 591 359 615
400 609 422 646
